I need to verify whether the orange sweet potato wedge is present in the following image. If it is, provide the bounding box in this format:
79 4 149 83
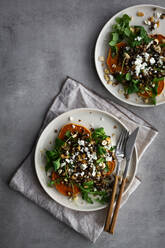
107 42 126 73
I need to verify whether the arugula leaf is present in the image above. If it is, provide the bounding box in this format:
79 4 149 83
47 180 55 187
55 138 65 149
46 150 59 161
111 45 118 57
115 73 125 83
96 194 109 204
109 32 119 46
125 79 140 94
82 192 93 204
124 27 131 37
97 145 106 155
128 26 152 47
45 150 60 172
110 146 116 152
96 157 105 164
53 158 61 171
153 77 164 83
65 130 71 138
83 181 94 187
151 96 156 105
45 163 53 172
125 72 131 81
104 164 109 173
92 128 107 142
111 14 131 41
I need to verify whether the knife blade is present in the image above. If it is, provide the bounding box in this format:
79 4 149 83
123 127 139 178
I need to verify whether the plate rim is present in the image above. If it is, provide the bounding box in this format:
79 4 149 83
94 4 165 108
34 107 138 211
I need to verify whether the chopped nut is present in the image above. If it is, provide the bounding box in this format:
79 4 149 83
144 98 149 104
101 63 105 67
82 153 86 159
90 140 95 145
77 145 81 151
112 64 116 68
106 137 111 144
104 68 110 74
98 56 105 62
67 192 71 196
154 39 159 44
78 155 82 161
153 45 161 53
148 16 154 22
97 172 101 177
130 27 135 33
124 52 130 59
137 11 144 17
104 74 110 81
118 89 124 94
102 140 107 146
61 154 69 159
107 80 113 85
112 82 116 87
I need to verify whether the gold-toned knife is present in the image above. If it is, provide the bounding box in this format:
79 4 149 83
110 127 139 234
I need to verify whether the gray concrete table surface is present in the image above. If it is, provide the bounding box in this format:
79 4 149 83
0 0 165 247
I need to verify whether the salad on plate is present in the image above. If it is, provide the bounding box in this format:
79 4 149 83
45 123 116 204
104 13 165 104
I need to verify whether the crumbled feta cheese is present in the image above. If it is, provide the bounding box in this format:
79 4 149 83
154 23 157 29
158 57 163 65
91 152 97 160
146 40 153 49
102 140 107 146
72 133 77 138
109 74 114 81
150 57 156 65
78 140 85 146
81 172 85 176
143 52 150 61
72 125 75 128
65 159 70 163
135 36 142 41
84 147 89 152
134 55 148 76
106 156 112 162
144 19 151 25
81 163 87 170
61 162 66 167
155 12 162 19
92 166 96 177
126 46 130 51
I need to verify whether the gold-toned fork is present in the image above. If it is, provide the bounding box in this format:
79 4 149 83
104 129 129 232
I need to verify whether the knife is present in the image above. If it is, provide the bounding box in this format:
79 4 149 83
123 127 139 179
110 127 139 234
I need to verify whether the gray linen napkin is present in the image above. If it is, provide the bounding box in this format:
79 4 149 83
9 77 158 242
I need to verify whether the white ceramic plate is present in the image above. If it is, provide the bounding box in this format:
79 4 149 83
35 108 137 211
95 4 165 107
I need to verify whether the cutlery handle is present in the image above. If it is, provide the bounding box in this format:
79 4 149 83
110 177 126 234
104 175 119 232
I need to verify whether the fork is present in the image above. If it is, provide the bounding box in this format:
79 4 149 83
104 129 129 232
